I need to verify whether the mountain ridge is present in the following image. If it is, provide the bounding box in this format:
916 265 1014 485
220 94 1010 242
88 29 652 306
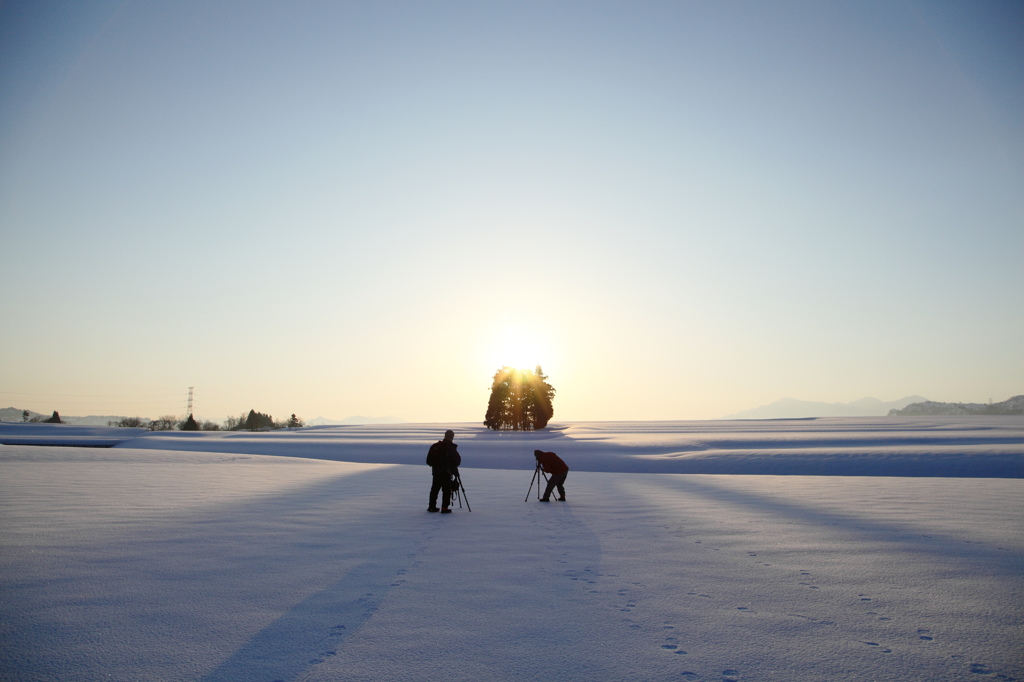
722 396 928 419
305 415 408 426
889 395 1023 416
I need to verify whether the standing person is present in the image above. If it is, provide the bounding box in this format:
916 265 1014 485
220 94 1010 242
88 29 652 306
426 430 462 513
534 449 568 502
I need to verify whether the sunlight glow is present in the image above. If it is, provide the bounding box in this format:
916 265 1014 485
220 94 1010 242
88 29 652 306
489 327 548 371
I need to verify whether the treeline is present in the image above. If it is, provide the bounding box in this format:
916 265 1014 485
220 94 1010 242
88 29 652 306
222 410 305 431
20 410 64 423
107 410 305 431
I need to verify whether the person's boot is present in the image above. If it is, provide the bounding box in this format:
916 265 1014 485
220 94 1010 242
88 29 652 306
539 498 550 502
428 507 440 512
441 507 452 514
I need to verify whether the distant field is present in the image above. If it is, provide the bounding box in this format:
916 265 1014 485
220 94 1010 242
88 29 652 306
2 417 1022 477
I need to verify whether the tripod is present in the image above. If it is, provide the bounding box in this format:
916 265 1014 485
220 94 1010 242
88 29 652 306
450 471 471 512
525 462 549 502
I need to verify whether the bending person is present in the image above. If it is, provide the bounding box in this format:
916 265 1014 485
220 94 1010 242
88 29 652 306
534 449 568 502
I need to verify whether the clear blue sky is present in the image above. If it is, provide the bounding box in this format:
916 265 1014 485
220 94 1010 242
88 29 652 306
1 1 1021 422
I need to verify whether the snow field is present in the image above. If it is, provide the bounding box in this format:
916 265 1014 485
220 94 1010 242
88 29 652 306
5 417 1021 477
1 445 1021 682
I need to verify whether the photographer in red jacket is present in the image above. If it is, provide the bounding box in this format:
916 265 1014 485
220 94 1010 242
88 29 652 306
534 450 569 502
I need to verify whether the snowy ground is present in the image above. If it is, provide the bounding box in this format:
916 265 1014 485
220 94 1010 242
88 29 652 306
1 420 1022 681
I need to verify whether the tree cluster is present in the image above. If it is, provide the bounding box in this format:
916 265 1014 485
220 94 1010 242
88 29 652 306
101 410 304 431
20 410 62 423
483 365 556 431
149 415 182 431
109 417 145 428
223 410 304 431
243 409 274 430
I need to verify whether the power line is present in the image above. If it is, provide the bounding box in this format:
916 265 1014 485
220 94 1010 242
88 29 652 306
10 403 184 409
3 398 187 404
3 387 201 415
0 391 186 398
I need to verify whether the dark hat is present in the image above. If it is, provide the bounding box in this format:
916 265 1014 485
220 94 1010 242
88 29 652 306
534 450 543 457
444 429 455 439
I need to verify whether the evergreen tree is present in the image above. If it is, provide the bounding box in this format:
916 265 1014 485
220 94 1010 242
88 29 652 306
286 414 304 428
181 414 200 431
483 368 514 430
524 365 555 429
483 365 555 431
242 409 275 430
44 410 62 424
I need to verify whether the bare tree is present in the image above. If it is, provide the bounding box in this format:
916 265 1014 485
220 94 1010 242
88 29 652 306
109 417 145 428
223 412 247 430
150 415 180 431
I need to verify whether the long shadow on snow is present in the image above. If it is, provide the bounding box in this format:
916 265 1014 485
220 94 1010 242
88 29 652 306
198 560 399 682
639 476 1024 576
1 464 424 682
181 467 424 682
202 471 613 682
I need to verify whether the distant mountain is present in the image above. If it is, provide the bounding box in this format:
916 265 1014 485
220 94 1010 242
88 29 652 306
1 408 139 425
61 415 136 426
888 395 1024 416
306 415 408 426
722 396 928 419
0 407 46 422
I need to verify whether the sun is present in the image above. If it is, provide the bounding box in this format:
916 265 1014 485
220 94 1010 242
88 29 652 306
489 326 548 371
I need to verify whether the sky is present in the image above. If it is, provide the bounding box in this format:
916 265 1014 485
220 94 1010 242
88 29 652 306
0 0 1021 423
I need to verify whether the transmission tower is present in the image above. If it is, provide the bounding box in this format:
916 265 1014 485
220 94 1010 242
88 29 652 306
187 387 194 417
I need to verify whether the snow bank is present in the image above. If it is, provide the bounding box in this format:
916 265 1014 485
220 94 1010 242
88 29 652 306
0 422 148 447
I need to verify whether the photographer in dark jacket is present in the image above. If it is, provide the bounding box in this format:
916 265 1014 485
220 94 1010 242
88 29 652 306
426 429 462 513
